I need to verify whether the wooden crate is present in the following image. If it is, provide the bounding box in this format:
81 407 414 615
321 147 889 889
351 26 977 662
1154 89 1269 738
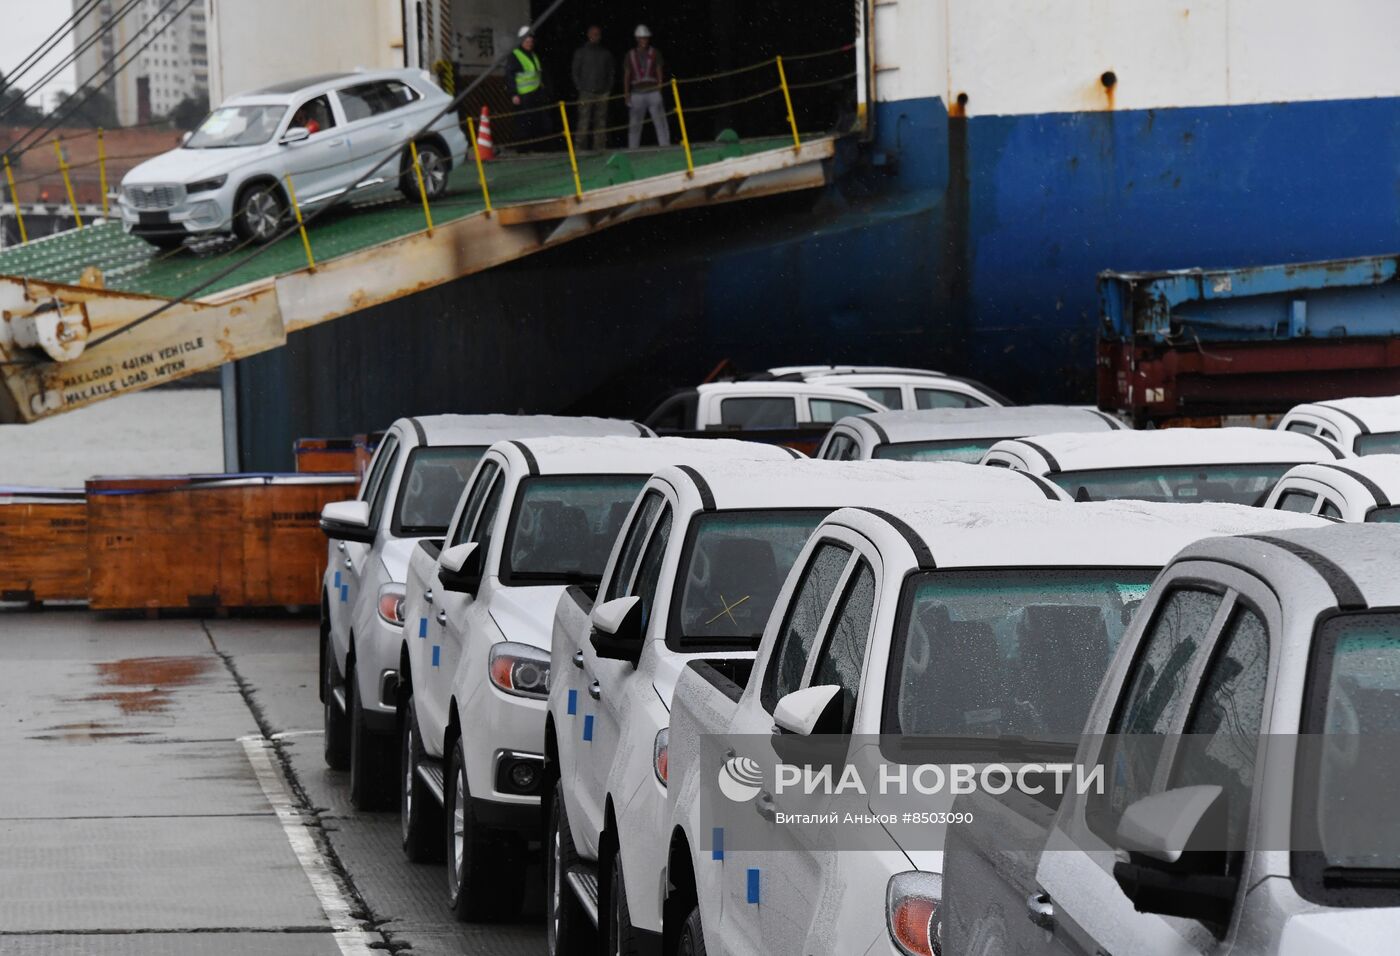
0 488 89 603
86 474 356 610
294 437 359 475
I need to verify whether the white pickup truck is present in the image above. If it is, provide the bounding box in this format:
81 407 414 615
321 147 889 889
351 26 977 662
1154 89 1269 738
396 436 794 921
644 382 886 434
545 460 1063 955
662 499 1324 956
945 523 1400 956
317 414 645 808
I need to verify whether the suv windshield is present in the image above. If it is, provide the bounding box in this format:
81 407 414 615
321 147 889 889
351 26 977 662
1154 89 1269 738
186 105 287 148
875 438 996 463
1367 505 1400 523
502 476 646 585
887 569 1155 736
1303 613 1400 877
393 446 486 535
670 510 828 650
1050 464 1290 505
1355 432 1400 455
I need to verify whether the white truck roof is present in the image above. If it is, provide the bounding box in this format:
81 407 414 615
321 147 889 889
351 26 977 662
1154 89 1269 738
407 413 647 446
651 458 1063 511
494 436 796 476
831 499 1329 569
695 381 880 401
766 365 945 378
988 426 1343 473
1288 395 1400 432
842 405 1121 445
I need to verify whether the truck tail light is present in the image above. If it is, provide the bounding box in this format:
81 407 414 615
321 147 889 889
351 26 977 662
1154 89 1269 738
887 872 942 956
653 728 669 786
377 583 406 625
488 642 550 699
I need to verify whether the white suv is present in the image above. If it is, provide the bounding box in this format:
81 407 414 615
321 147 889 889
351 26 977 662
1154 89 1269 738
317 414 645 809
396 437 793 921
119 68 468 247
545 460 1062 955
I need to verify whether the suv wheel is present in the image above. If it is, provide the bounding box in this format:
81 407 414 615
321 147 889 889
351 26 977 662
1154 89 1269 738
322 642 350 770
400 702 443 861
348 664 395 810
547 780 596 954
607 851 644 956
446 734 525 921
402 141 449 200
677 906 707 956
233 182 286 243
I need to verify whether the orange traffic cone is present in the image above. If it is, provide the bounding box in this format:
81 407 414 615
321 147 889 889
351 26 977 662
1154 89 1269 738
476 106 495 160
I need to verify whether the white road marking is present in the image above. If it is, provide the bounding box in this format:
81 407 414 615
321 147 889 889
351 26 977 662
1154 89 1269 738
270 729 326 740
240 735 377 956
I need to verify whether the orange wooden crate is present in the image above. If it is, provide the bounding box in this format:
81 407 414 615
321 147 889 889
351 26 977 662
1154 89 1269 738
294 437 359 475
86 474 356 610
0 489 89 603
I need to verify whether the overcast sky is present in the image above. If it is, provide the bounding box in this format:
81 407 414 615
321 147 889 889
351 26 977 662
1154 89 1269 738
3 7 78 107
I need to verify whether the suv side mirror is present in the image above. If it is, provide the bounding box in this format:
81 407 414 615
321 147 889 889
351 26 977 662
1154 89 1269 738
590 596 643 666
320 500 374 543
438 542 482 595
280 126 311 145
1112 785 1236 933
179 130 192 146
773 684 843 737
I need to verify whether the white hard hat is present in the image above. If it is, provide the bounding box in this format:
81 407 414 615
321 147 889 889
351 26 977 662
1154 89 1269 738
634 24 652 38
518 25 532 38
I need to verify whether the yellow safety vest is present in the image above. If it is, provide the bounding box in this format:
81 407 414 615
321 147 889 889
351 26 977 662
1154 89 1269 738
512 48 542 95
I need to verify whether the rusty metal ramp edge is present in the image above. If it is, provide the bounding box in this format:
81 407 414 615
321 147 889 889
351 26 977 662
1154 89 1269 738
0 136 834 424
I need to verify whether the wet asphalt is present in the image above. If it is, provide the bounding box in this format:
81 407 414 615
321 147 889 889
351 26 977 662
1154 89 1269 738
0 610 545 955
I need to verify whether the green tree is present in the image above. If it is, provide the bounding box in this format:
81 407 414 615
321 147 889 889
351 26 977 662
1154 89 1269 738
167 92 210 131
51 88 119 128
0 71 44 125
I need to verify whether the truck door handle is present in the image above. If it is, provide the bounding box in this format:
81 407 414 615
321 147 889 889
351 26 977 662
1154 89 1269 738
588 681 601 701
343 558 352 569
424 589 434 605
436 610 447 626
572 651 585 669
1026 891 1055 930
755 790 776 821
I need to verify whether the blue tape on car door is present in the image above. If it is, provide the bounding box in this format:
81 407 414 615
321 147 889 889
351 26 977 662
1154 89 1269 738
712 827 724 861
566 689 577 715
340 584 348 602
583 714 594 741
418 617 427 638
747 868 760 904
431 645 441 667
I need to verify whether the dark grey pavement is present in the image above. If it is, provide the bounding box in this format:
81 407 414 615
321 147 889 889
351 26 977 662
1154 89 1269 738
0 610 546 955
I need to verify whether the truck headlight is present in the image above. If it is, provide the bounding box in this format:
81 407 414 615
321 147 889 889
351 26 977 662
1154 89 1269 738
186 175 227 194
887 871 942 956
377 583 406 625
488 642 550 699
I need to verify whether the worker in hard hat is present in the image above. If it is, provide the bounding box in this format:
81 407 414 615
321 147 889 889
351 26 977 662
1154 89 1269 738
623 24 670 149
506 26 548 152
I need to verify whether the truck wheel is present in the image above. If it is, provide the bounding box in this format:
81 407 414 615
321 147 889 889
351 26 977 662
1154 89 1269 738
547 780 596 954
322 643 350 771
677 906 707 956
446 735 525 921
348 665 395 810
401 704 443 862
607 853 645 956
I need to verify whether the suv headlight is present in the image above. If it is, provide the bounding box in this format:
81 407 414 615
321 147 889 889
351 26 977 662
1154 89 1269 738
186 175 227 194
377 583 406 626
488 642 550 699
654 728 669 786
887 871 942 956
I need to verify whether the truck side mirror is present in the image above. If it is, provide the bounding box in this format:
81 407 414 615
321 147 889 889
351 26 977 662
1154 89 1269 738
590 596 643 666
1111 785 1236 933
438 542 482 595
320 500 374 544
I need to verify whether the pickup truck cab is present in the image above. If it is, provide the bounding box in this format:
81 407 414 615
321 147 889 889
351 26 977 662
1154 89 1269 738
644 382 885 434
1264 456 1400 522
663 499 1326 956
397 436 794 921
983 427 1345 504
317 414 645 808
1279 395 1400 455
817 406 1122 463
802 371 1008 411
959 523 1400 956
546 460 1064 955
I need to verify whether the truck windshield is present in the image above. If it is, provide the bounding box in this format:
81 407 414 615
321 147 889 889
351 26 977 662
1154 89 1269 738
186 105 287 148
1049 464 1290 505
1303 613 1400 878
1354 432 1400 455
874 438 995 463
392 446 486 535
886 569 1156 736
1366 505 1400 523
670 510 828 650
502 475 646 585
